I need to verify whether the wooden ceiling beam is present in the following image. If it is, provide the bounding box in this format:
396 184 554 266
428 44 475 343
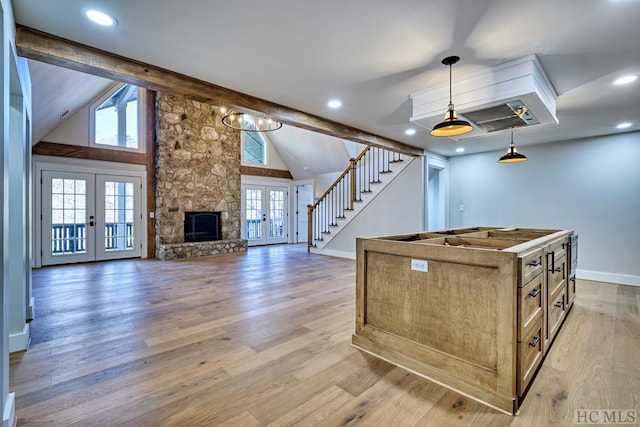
15 25 424 157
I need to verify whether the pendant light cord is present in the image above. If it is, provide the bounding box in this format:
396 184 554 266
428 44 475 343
449 63 452 104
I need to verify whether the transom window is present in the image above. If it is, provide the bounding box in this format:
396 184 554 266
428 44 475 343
90 83 144 152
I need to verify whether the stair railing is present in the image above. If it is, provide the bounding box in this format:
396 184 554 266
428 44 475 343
307 146 402 251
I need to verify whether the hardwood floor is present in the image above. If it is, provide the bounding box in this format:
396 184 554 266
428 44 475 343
10 244 640 426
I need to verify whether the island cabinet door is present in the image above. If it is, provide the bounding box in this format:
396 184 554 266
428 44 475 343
548 287 567 341
518 273 544 340
544 237 568 347
517 317 544 396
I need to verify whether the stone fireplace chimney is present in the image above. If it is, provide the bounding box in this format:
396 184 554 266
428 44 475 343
154 93 247 259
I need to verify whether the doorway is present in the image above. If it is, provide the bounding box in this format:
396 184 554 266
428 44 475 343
41 170 142 265
426 156 449 231
295 184 313 243
241 184 288 246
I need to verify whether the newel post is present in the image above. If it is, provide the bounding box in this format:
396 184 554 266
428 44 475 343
349 158 356 210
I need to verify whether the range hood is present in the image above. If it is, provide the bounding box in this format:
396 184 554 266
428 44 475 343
410 55 558 140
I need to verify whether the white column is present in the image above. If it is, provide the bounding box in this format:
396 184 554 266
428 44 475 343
8 94 28 353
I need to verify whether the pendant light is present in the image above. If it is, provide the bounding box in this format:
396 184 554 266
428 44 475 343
430 56 473 137
498 132 528 163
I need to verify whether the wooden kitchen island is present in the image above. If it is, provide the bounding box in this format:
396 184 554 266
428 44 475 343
352 227 576 415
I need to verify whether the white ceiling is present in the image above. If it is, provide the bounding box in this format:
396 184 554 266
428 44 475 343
27 59 113 143
267 127 356 180
13 0 640 157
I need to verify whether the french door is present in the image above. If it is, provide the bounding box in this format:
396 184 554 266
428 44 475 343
41 171 142 266
242 185 288 246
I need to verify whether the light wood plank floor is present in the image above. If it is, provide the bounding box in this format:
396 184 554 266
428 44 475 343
10 244 640 426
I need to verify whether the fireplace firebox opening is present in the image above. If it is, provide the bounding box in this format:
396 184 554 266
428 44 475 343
184 211 222 242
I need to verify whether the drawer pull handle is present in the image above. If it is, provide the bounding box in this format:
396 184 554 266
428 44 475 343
554 267 562 273
528 259 541 267
529 336 540 347
555 300 563 308
528 289 541 298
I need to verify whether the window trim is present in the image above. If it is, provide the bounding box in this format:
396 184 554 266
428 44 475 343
89 83 146 153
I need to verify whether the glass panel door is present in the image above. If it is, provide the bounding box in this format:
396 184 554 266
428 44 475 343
41 171 142 265
95 175 141 260
243 186 265 246
267 187 287 244
242 185 288 246
42 171 96 265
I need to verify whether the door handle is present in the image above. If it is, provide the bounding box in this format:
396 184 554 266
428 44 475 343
89 215 95 227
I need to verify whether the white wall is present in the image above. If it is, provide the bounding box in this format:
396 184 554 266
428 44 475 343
262 133 288 170
2 0 31 425
313 171 342 200
42 100 90 146
449 132 640 285
323 158 423 256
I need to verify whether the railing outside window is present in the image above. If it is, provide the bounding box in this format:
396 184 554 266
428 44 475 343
51 222 134 254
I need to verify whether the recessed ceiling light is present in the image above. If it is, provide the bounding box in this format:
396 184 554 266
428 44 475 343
455 147 465 153
404 128 416 136
85 9 117 27
327 99 342 109
616 122 632 129
613 75 638 85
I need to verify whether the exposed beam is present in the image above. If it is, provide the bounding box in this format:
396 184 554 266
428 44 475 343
16 25 424 157
240 166 293 180
32 141 147 164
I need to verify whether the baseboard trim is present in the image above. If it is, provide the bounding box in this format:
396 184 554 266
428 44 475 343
309 247 356 260
9 323 30 353
576 269 640 287
3 392 16 427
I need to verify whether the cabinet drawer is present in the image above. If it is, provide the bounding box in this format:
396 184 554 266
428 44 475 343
518 273 544 340
548 287 567 342
518 317 544 396
547 252 567 298
547 237 567 261
519 248 544 287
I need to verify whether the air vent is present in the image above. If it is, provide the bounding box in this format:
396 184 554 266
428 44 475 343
410 55 558 140
463 100 540 132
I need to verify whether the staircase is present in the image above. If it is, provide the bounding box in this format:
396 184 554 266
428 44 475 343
307 145 412 252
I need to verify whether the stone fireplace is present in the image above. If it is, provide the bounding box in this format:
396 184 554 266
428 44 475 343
155 93 247 260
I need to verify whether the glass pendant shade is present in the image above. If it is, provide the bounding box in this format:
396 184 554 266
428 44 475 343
431 56 474 137
221 112 282 132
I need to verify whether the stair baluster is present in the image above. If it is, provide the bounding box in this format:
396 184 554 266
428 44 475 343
307 146 403 251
